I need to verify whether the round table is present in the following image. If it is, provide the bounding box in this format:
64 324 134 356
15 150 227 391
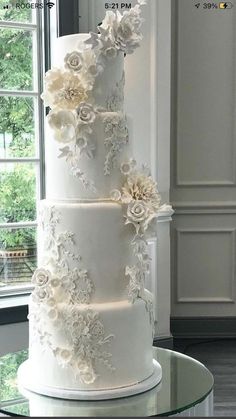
0 347 214 417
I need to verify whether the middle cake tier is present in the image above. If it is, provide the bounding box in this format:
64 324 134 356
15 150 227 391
37 200 134 304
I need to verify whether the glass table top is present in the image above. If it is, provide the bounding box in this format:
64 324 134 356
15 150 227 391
0 347 214 417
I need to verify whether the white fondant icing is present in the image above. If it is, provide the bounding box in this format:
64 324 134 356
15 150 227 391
38 200 134 303
18 360 162 401
28 296 154 391
45 112 132 200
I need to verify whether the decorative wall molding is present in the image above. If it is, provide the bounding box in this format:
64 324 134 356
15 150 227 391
150 0 158 181
176 179 236 188
177 297 235 304
172 0 236 189
148 239 158 326
172 202 236 215
0 306 28 326
174 228 236 304
157 204 174 223
171 0 236 318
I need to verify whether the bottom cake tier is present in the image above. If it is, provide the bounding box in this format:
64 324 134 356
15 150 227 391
19 294 162 398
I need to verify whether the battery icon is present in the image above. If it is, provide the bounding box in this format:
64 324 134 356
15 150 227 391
219 2 233 8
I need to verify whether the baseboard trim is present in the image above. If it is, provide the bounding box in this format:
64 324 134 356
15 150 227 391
171 317 236 338
153 336 173 349
0 305 28 325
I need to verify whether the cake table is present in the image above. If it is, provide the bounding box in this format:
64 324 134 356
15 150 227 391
0 347 214 417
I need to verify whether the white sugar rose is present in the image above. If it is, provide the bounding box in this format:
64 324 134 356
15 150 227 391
32 286 52 303
47 308 58 321
47 297 57 307
50 277 61 288
127 201 148 223
77 359 89 373
88 64 98 75
60 349 72 361
48 110 76 144
80 369 97 385
64 51 83 72
126 201 156 234
98 36 119 62
32 268 51 287
120 159 136 176
110 189 121 202
77 102 96 124
104 46 118 60
115 9 143 53
76 136 88 150
55 348 72 367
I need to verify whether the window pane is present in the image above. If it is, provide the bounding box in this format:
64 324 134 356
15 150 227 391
0 163 37 223
0 227 36 287
0 96 36 158
0 350 28 403
0 28 33 90
0 0 33 22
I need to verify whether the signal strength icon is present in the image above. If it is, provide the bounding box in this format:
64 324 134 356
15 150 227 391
46 2 55 9
195 3 201 8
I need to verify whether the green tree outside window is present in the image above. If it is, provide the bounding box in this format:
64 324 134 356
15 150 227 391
0 2 37 250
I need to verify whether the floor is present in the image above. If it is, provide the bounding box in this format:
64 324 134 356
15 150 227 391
174 338 236 417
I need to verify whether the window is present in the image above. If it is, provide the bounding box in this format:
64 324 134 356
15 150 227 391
0 0 44 297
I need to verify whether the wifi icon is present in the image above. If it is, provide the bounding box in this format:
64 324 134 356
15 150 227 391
46 2 54 9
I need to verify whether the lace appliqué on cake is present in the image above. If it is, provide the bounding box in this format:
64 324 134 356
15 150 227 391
38 206 81 276
103 112 129 175
58 141 96 192
110 162 162 329
32 206 93 308
30 206 115 384
28 308 53 351
125 237 155 334
53 309 115 384
49 104 98 192
106 72 125 112
125 237 150 303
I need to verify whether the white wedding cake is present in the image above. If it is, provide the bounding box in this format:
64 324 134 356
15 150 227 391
18 0 163 400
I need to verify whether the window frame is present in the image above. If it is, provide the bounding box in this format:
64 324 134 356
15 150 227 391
0 5 46 299
0 0 80 320
57 0 80 36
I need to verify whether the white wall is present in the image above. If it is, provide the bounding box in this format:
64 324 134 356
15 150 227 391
171 0 236 317
0 322 28 356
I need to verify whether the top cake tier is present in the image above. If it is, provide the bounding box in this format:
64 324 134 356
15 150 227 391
45 34 133 200
52 34 124 111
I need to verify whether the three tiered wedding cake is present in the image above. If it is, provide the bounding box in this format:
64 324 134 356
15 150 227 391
18 0 163 399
